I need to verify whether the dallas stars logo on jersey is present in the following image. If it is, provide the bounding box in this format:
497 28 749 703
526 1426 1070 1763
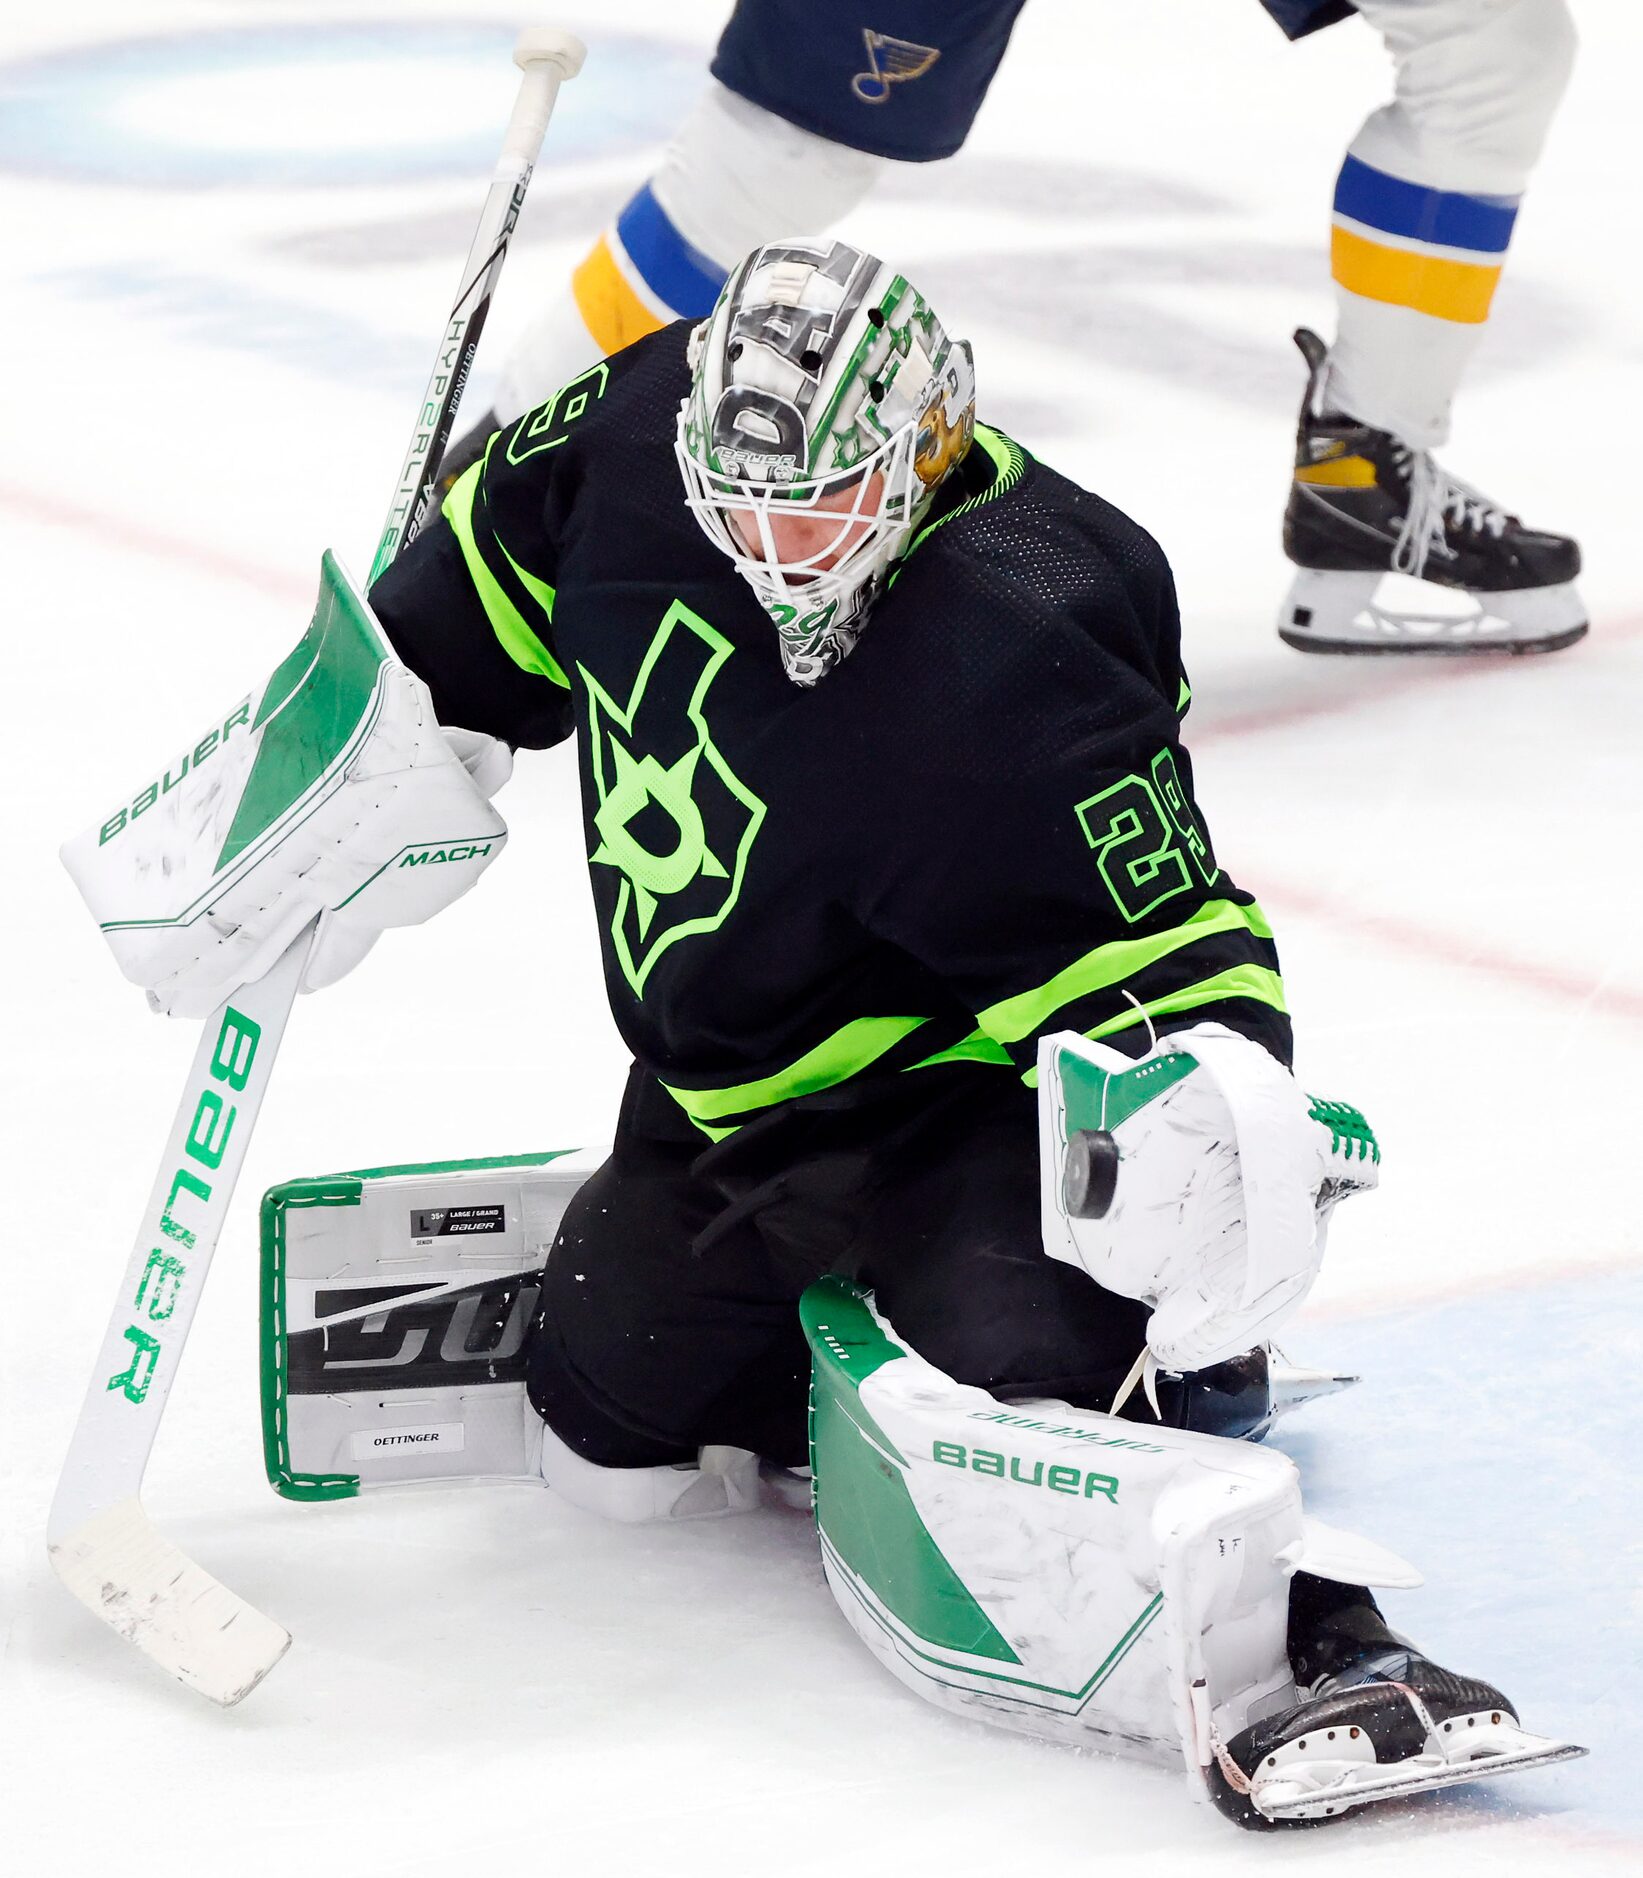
581 603 766 996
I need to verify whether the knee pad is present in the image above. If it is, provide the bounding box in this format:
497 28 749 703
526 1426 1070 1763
1150 1348 1273 1440
802 1278 1418 1781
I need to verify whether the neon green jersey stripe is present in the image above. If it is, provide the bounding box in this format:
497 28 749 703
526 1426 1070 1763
977 898 1275 1046
662 1014 930 1124
1021 963 1288 1086
444 460 568 689
906 1030 1015 1072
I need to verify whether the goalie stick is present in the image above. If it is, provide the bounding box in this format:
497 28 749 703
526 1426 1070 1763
47 25 587 1705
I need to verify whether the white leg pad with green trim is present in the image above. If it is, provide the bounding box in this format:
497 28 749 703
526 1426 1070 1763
261 1146 766 1523
802 1279 1415 1789
260 1147 605 1500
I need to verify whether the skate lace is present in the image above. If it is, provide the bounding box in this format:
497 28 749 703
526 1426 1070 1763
1392 447 1509 578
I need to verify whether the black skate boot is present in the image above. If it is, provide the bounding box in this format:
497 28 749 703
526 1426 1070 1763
1279 328 1586 656
1142 1346 1359 1441
1207 1580 1585 1828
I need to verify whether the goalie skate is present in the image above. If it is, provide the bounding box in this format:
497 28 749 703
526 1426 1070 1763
1207 1647 1586 1827
1269 1353 1357 1421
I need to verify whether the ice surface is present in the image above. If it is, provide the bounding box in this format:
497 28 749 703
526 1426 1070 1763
3 3 1638 1873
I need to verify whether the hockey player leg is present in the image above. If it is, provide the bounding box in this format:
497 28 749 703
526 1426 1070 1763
1279 0 1585 653
448 0 1026 482
479 79 882 439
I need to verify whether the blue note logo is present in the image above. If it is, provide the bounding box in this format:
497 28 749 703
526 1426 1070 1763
851 31 941 105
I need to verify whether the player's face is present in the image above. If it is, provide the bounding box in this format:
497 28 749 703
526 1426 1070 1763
727 471 887 578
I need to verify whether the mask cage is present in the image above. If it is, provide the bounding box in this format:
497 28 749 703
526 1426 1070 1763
675 409 922 628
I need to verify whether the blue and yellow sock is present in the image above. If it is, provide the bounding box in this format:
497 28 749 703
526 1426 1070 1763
573 182 728 356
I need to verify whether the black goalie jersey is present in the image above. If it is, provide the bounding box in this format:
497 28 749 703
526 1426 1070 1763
369 320 1288 1144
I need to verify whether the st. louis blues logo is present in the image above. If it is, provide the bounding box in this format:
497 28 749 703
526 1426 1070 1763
852 30 941 105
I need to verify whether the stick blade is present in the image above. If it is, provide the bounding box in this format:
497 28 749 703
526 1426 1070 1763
49 1495 290 1705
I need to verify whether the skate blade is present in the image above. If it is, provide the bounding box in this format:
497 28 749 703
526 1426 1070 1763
1268 1363 1358 1422
1256 1733 1587 1821
1279 568 1588 657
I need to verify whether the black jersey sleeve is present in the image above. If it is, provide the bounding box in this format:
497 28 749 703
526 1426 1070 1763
857 485 1292 1072
367 365 616 750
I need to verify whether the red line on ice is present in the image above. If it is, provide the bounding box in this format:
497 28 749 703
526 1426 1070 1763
1192 609 1643 749
2 479 314 606
1248 869 1643 1025
1301 1245 1643 1326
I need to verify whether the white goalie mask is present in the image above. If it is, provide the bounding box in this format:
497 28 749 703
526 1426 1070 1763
676 239 976 685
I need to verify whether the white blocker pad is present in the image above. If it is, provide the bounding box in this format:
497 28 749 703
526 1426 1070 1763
801 1278 1416 1789
260 1148 604 1501
1038 1025 1378 1372
61 551 509 1018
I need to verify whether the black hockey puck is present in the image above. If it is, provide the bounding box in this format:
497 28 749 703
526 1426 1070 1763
1063 1129 1119 1219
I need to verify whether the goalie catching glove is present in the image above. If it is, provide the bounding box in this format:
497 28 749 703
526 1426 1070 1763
1038 1024 1379 1374
62 553 509 1016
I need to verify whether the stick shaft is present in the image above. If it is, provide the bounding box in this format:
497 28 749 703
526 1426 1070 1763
49 927 311 1540
369 37 584 583
49 27 584 1700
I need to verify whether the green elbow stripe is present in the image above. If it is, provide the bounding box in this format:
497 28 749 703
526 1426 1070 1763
1021 963 1288 1086
662 1014 931 1125
444 460 569 689
977 898 1275 1047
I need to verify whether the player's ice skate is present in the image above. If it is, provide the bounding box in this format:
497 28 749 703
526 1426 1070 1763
1279 329 1586 656
1206 1644 1586 1827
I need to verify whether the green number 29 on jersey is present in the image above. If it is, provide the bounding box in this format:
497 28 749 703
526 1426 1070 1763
1075 749 1218 925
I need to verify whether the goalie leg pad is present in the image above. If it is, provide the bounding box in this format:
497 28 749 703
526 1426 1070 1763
260 1147 607 1499
801 1277 1311 1778
261 1145 767 1522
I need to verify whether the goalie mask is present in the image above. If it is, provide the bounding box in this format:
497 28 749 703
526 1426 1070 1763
676 239 976 686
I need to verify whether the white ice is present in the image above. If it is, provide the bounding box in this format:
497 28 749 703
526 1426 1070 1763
3 2 1639 1874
